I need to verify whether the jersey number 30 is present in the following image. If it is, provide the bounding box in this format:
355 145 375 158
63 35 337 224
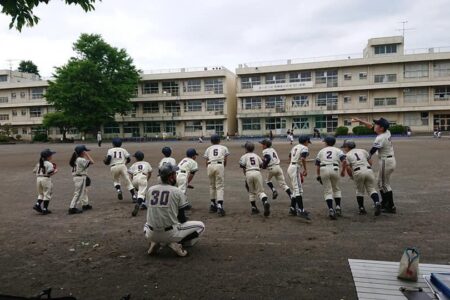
150 190 169 206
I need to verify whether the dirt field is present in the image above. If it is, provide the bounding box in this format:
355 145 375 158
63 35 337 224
0 137 449 299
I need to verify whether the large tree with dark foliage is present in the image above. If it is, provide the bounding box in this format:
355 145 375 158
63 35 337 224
18 60 40 76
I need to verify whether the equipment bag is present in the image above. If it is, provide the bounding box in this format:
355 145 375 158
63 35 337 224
398 247 420 282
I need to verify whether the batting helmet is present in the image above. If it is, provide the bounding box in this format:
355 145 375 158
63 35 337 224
323 136 336 146
186 148 199 158
133 151 144 161
159 163 179 183
298 135 312 144
244 141 255 152
75 145 90 155
161 146 172 157
112 137 122 147
210 134 220 144
259 139 272 148
40 149 56 159
341 139 356 149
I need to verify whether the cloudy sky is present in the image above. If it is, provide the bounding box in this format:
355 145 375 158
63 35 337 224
1 0 450 76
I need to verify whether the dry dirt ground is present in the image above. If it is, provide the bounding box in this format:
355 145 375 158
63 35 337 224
0 137 449 300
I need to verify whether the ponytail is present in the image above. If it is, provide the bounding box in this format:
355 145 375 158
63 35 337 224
69 151 78 172
38 157 46 175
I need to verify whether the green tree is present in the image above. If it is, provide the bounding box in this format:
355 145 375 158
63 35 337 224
45 33 140 134
1 0 97 31
18 60 40 76
42 111 73 140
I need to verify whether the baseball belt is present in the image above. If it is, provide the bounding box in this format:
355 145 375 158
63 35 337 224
148 225 173 232
354 166 371 172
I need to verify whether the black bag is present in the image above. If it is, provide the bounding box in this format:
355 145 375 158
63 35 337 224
85 176 91 187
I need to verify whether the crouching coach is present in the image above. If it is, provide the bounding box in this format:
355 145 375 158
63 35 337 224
144 163 205 257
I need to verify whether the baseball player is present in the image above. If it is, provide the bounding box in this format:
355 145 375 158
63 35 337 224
144 163 205 257
259 139 292 200
129 151 152 217
340 140 381 216
203 134 229 216
68 145 94 215
315 136 347 220
103 138 136 201
158 147 176 182
176 149 199 196
239 141 271 216
352 117 397 213
33 149 57 215
287 135 311 220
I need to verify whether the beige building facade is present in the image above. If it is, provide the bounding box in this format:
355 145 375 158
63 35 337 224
236 36 450 136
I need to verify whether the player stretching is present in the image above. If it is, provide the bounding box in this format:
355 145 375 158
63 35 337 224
144 163 205 257
204 134 229 217
340 140 381 216
129 151 152 217
259 139 292 200
104 138 136 201
33 149 57 215
352 117 397 213
316 136 347 220
239 142 271 216
287 135 311 220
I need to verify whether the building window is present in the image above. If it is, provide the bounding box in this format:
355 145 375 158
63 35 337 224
265 117 286 130
433 114 450 131
344 73 352 80
374 44 397 54
0 75 7 82
11 92 16 99
266 73 286 84
144 122 161 133
374 97 397 106
162 81 179 96
205 78 223 94
404 63 429 78
185 100 202 112
143 102 159 114
164 101 180 113
433 61 450 77
103 122 120 134
31 87 44 99
163 121 176 135
123 122 140 135
142 81 159 94
265 96 285 109
12 110 17 117
185 121 202 132
315 70 338 87
404 112 429 126
404 88 428 104
242 118 261 130
292 95 309 108
344 119 352 126
242 97 262 110
184 79 201 93
359 95 368 103
0 114 9 120
434 86 450 101
206 99 224 112
206 120 224 135
289 71 311 82
359 72 368 80
30 107 42 117
241 76 261 89
0 97 8 103
292 117 309 130
343 96 351 103
316 93 338 110
374 74 397 83
315 115 338 132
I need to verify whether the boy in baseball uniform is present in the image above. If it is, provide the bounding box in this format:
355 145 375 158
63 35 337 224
103 138 136 201
352 117 397 213
259 139 292 200
315 136 347 220
177 148 199 195
340 140 381 216
158 147 176 183
129 151 152 217
68 145 94 214
203 134 229 217
33 149 57 215
239 142 271 216
287 135 311 220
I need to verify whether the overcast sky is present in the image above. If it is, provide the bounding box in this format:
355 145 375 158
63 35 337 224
1 0 450 76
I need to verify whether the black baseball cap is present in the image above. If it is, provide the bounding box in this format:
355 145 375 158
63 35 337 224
40 149 56 158
373 118 390 130
75 145 90 155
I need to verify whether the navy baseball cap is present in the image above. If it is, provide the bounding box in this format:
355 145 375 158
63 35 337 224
374 118 390 130
75 145 90 155
298 135 312 144
40 149 56 158
186 148 199 158
341 140 356 149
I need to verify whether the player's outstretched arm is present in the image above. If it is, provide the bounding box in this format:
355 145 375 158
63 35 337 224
351 117 373 129
85 152 95 164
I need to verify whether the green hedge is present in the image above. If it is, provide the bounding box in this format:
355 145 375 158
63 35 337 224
335 126 349 136
352 125 375 135
389 124 406 135
32 133 48 142
0 135 9 143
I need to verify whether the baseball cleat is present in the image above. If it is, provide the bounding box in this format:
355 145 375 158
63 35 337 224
169 242 188 257
132 195 138 203
382 206 397 214
217 207 226 217
263 202 271 217
131 204 140 217
251 206 260 215
33 204 42 213
359 207 367 215
82 204 93 211
329 209 337 220
209 204 218 213
272 190 278 200
288 207 297 216
41 209 52 215
374 203 381 216
297 210 311 220
147 242 160 256
68 208 83 215
117 191 123 200
335 206 342 217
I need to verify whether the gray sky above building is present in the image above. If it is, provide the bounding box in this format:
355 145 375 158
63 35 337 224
1 0 450 76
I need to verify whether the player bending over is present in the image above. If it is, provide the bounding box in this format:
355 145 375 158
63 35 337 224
340 140 381 216
33 149 57 215
158 147 176 183
144 163 205 257
239 142 271 216
129 151 152 217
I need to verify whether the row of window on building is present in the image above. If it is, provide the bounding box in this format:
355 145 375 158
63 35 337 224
0 87 45 103
103 120 225 135
126 99 225 115
139 78 224 96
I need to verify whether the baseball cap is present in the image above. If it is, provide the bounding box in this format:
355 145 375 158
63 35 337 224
298 135 312 144
373 118 390 130
159 163 179 179
340 139 356 149
259 139 272 147
75 145 90 155
40 149 56 158
186 148 199 157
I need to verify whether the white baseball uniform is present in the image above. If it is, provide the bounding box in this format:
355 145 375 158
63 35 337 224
316 147 346 200
204 145 229 201
70 157 91 209
144 184 205 246
33 161 55 201
128 161 152 200
158 157 177 183
287 144 309 197
239 153 267 202
262 147 289 191
373 130 396 193
176 158 198 194
346 148 377 197
107 147 134 191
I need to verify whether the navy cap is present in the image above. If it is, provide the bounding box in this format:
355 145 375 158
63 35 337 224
186 148 199 158
40 149 56 158
374 118 390 130
298 135 312 144
341 139 356 149
75 145 90 155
